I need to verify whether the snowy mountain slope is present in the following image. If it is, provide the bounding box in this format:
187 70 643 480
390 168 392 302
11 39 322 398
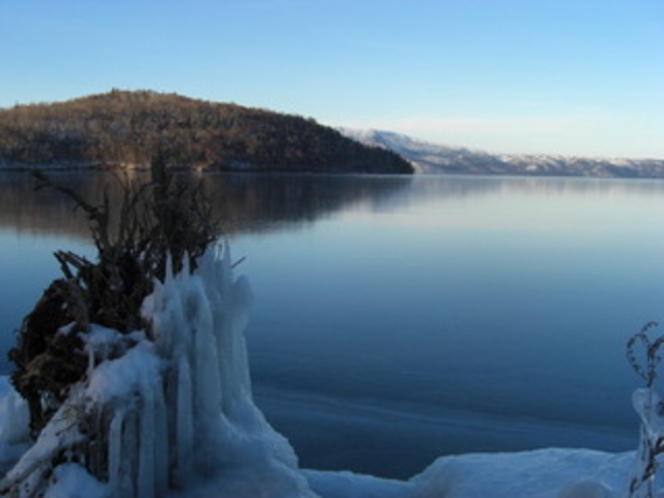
339 128 664 178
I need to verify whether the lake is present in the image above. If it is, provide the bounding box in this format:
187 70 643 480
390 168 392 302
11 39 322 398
1 171 664 479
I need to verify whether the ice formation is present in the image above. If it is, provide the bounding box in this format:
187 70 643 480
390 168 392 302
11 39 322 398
0 244 315 497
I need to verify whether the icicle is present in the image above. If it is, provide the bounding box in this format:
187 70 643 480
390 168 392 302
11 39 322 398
230 275 254 401
193 308 222 424
137 387 156 498
220 241 233 297
151 269 189 359
198 252 229 413
107 408 125 493
154 381 169 498
209 257 255 416
121 409 138 498
181 251 190 276
165 253 174 285
175 355 194 486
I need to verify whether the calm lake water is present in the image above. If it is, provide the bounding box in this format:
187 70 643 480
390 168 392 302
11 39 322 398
2 171 664 478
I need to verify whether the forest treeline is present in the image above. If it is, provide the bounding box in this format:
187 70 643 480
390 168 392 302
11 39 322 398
0 90 413 174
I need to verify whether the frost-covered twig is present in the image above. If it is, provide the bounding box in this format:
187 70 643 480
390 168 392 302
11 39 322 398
627 322 663 388
627 322 664 497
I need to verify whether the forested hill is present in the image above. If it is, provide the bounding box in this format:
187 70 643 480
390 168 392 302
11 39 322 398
0 90 413 174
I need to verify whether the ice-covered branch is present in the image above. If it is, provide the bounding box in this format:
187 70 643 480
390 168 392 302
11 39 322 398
627 322 664 497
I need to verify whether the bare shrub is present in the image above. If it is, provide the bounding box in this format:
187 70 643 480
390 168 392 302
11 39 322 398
8 157 220 435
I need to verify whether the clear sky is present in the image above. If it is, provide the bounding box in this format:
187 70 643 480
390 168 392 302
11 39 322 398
1 0 662 158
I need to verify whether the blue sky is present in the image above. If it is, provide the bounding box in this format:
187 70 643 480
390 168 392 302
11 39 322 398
1 0 662 158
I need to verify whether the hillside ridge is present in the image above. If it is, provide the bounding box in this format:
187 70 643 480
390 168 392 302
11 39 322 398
0 90 413 174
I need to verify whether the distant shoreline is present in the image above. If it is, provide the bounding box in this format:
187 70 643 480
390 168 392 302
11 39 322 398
3 162 664 181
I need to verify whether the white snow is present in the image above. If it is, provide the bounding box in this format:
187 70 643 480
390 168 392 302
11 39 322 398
409 449 633 498
43 463 108 498
0 244 659 497
0 376 30 477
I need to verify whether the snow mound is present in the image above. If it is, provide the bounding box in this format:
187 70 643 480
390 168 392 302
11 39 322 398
410 449 632 498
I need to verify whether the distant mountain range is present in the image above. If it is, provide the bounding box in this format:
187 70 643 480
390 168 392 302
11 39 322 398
339 128 664 179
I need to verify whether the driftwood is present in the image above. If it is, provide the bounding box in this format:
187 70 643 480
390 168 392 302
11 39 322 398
7 157 220 437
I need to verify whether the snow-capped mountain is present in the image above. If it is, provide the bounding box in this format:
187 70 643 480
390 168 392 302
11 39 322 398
338 128 664 178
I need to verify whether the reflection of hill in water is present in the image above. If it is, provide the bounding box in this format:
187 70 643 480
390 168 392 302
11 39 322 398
3 172 664 240
0 172 94 238
0 172 413 239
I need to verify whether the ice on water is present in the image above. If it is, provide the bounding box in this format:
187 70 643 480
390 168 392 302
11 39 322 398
0 244 660 497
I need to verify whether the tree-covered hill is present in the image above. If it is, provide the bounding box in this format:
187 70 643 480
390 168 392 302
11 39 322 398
0 90 413 174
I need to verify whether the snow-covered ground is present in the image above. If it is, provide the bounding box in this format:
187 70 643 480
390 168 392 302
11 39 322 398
0 382 642 498
0 246 656 497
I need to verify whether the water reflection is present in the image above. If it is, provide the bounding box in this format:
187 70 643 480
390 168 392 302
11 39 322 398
3 171 664 240
0 171 414 239
402 174 664 204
